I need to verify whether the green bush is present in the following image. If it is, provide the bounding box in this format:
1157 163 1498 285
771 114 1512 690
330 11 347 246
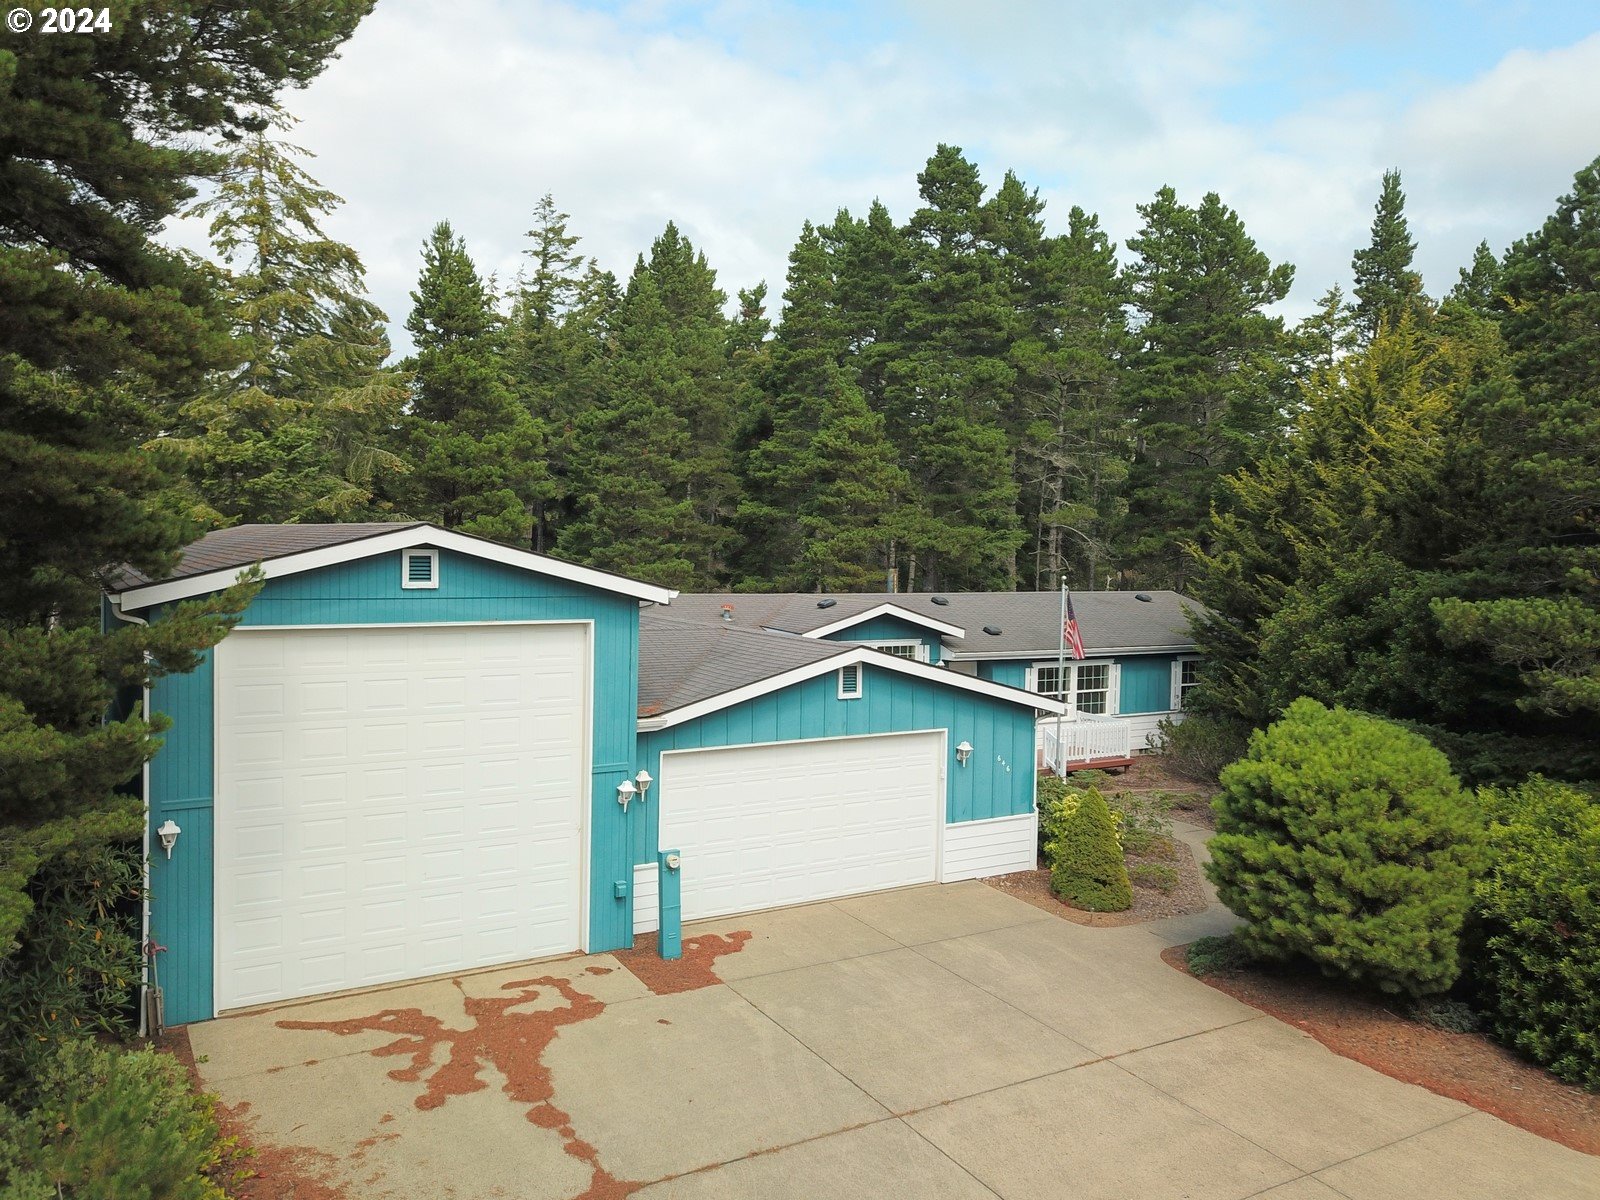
1154 712 1250 784
1129 863 1179 893
1049 788 1132 911
1106 790 1174 855
0 1039 227 1199
1471 779 1600 1089
1038 776 1122 854
1207 698 1485 997
1185 933 1254 976
0 843 142 1099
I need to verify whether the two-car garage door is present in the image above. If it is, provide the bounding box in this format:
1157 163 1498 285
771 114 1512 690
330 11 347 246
659 732 944 923
214 624 587 1012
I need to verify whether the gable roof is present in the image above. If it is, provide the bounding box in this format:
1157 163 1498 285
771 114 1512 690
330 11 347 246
663 590 1201 657
110 522 678 608
638 606 1064 729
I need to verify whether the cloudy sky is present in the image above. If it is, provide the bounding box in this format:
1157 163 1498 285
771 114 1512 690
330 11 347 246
199 0 1600 352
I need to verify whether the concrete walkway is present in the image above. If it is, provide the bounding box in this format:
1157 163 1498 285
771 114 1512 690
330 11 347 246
191 861 1596 1199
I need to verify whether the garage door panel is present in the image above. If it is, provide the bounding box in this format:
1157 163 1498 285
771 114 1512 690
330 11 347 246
216 624 588 1012
661 732 942 923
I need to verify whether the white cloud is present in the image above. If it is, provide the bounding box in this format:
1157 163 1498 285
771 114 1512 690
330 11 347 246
198 2 1600 350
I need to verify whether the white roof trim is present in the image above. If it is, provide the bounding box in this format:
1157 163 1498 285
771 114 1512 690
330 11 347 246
115 524 679 609
637 644 1064 731
945 644 1198 661
799 602 965 641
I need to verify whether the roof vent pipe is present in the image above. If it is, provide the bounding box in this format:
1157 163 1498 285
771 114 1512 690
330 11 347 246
720 604 734 621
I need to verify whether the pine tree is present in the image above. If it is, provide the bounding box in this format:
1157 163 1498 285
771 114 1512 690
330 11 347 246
738 225 909 589
1007 205 1133 589
162 112 407 524
885 146 1024 590
1434 158 1600 727
1351 169 1429 340
0 0 369 948
1449 240 1503 316
557 272 697 587
507 194 611 551
1124 187 1295 587
404 221 549 544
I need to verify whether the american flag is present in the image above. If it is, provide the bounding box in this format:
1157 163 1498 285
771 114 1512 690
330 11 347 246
1064 591 1086 660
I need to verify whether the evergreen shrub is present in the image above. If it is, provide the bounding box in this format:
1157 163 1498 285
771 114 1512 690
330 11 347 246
1472 779 1600 1089
0 1040 227 1199
1207 698 1485 996
1049 788 1132 911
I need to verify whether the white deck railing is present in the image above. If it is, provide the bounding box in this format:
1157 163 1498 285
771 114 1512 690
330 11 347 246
1038 713 1133 772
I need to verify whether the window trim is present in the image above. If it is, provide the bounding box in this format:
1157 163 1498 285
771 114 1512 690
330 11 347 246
401 548 440 590
837 663 863 700
1171 654 1202 710
1030 659 1119 716
861 639 931 664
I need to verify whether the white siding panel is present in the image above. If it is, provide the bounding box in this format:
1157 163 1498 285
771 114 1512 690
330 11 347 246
633 862 660 935
940 812 1037 882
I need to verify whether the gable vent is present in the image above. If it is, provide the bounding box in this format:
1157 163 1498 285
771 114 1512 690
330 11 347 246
837 663 863 699
401 548 439 589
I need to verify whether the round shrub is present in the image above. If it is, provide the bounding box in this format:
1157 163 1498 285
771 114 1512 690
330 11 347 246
1472 779 1599 1089
1207 698 1485 996
1049 788 1132 911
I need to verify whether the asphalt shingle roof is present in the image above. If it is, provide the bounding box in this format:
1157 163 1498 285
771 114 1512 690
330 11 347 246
658 590 1202 656
638 611 850 717
113 522 426 590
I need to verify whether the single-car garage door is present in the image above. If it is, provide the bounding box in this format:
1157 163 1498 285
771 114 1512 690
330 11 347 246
214 623 588 1012
659 731 943 922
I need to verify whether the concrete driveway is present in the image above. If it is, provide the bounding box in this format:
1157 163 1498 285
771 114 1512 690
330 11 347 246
191 872 1595 1200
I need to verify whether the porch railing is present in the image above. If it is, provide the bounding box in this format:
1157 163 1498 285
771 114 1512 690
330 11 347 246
1038 712 1133 773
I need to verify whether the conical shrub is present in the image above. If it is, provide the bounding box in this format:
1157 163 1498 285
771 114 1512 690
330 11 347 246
1049 787 1132 911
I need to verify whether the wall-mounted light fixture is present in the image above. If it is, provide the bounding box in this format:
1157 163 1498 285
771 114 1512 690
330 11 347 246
956 740 973 766
617 779 637 813
157 819 182 859
635 769 653 802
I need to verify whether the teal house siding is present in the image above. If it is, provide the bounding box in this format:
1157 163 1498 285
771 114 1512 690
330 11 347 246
1116 655 1175 715
134 549 643 1025
820 615 942 663
976 660 1029 689
634 662 1038 868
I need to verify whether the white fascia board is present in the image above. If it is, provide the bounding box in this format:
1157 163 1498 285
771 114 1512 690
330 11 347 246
800 602 965 641
636 645 1065 732
115 524 679 609
944 644 1198 661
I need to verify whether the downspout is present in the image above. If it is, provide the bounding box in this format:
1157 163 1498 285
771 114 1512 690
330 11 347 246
108 594 154 1038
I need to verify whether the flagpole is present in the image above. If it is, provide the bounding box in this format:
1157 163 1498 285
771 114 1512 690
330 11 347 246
1056 573 1067 773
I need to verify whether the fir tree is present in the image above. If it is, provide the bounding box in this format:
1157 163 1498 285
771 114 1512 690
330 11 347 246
1449 240 1503 317
404 221 549 544
1351 169 1429 340
162 112 407 524
0 0 369 947
557 273 697 587
1434 158 1600 728
1124 187 1294 587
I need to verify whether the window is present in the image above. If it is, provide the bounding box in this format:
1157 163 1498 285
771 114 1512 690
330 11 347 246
837 663 863 699
864 639 930 663
1173 657 1201 709
1033 663 1067 701
401 549 439 589
1032 661 1115 713
1073 663 1112 714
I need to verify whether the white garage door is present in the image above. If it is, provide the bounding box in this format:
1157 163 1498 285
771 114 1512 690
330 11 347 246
214 623 588 1012
659 732 943 922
